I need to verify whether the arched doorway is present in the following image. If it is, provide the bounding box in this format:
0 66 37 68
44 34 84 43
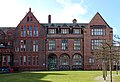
72 53 83 70
59 53 70 70
48 54 57 70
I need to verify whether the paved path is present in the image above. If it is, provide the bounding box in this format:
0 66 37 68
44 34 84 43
94 74 120 82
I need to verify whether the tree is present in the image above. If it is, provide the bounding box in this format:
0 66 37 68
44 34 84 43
113 35 120 75
92 40 120 82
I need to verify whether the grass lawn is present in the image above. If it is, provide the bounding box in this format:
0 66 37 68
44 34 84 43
0 71 101 82
114 75 120 82
0 71 119 82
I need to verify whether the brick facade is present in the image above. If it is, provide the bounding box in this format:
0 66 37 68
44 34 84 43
0 8 113 70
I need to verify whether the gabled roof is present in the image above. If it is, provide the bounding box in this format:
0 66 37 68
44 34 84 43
0 27 15 34
89 12 111 28
75 24 80 27
41 23 88 28
62 23 68 27
17 8 40 27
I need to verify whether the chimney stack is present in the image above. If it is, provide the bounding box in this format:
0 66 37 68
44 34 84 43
73 19 77 24
48 15 51 24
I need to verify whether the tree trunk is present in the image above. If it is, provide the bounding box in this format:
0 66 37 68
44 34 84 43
105 62 107 77
116 62 118 75
102 61 106 80
109 59 112 82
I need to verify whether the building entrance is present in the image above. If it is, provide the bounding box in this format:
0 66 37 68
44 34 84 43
48 54 57 70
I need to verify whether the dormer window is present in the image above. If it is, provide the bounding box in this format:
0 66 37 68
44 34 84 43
48 29 56 34
73 29 81 34
61 29 69 34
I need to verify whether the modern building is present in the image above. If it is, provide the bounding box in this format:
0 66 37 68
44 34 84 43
0 8 113 71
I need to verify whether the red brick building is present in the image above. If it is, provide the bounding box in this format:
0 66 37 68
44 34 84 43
0 8 113 70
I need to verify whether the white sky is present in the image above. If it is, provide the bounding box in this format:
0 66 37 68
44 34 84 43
0 0 119 37
0 0 90 27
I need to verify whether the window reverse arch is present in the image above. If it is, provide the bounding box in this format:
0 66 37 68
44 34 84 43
72 53 83 65
60 53 69 65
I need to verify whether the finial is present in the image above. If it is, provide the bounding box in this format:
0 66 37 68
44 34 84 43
29 8 31 12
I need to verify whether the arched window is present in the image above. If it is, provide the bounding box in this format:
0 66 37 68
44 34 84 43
60 54 69 65
27 17 29 22
30 17 32 21
48 54 57 70
73 54 82 65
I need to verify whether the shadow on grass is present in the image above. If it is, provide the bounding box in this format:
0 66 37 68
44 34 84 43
0 72 67 82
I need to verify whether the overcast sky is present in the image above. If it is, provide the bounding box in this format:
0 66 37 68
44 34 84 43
0 0 120 35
